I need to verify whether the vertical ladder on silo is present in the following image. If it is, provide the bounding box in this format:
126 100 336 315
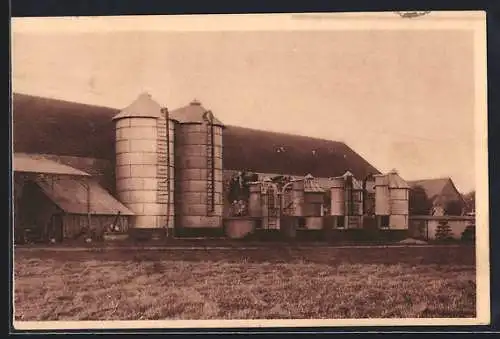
266 186 278 229
157 112 169 223
204 110 215 215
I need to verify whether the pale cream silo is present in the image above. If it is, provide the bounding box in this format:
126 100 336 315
170 100 224 229
329 177 345 216
112 93 175 233
374 169 410 229
387 169 410 229
374 174 390 216
248 181 263 217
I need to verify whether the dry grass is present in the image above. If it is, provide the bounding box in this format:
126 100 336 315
14 246 476 320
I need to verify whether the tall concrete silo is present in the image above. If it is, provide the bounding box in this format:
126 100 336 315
112 93 175 238
171 100 224 232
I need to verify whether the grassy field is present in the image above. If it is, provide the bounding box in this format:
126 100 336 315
13 245 476 321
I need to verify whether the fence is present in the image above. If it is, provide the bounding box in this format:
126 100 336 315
408 215 475 241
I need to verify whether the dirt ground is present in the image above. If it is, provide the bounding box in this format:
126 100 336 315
13 245 476 320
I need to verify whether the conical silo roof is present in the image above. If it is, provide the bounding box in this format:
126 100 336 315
112 92 162 120
387 169 410 189
331 171 363 190
169 99 224 126
303 174 324 193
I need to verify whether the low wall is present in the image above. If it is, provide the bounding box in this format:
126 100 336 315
409 215 475 240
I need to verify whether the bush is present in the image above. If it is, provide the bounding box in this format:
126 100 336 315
435 220 453 242
461 224 475 242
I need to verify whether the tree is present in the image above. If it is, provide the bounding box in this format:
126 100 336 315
444 200 464 216
435 220 453 241
409 185 433 215
463 190 475 214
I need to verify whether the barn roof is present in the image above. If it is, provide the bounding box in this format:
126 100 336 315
223 126 380 179
12 93 380 179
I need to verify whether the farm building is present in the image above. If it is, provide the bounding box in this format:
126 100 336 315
13 91 415 242
13 153 133 243
408 178 466 216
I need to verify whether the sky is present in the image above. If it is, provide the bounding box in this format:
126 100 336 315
11 16 478 193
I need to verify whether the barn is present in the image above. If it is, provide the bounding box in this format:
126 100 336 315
12 92 386 241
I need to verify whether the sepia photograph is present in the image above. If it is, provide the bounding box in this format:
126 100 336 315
10 11 489 330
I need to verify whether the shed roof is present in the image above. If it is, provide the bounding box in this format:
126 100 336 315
112 92 162 120
35 176 134 215
13 153 90 177
169 100 224 126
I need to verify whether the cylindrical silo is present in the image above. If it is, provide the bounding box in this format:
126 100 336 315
248 182 262 217
112 93 174 234
330 177 345 216
387 169 410 229
291 179 305 216
374 174 390 216
173 100 224 229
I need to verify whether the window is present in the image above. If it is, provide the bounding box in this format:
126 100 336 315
379 215 390 229
336 216 346 228
298 217 306 229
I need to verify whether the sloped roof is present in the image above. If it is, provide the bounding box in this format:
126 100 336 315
375 169 410 189
112 92 162 120
13 93 117 161
35 176 134 215
408 177 464 206
169 99 224 126
408 178 451 199
223 125 380 179
13 153 90 177
12 93 380 179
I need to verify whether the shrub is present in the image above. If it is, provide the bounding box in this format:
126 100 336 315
435 220 453 242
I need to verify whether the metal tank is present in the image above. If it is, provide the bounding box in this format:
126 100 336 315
387 169 410 229
303 174 325 230
112 93 175 235
248 181 263 217
290 179 305 216
374 174 390 216
171 100 224 229
329 177 345 216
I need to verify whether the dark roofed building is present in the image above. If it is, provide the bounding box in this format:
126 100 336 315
408 177 466 216
13 92 380 183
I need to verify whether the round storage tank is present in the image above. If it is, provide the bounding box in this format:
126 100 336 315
389 188 409 215
374 174 390 215
329 177 345 216
113 93 175 230
291 179 305 216
248 182 263 217
172 100 224 229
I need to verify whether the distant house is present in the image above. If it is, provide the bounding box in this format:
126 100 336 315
408 177 466 216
